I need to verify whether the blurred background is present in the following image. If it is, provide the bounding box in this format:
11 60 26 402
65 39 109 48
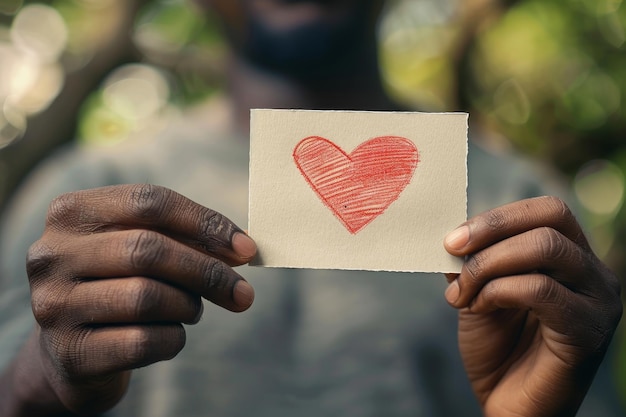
0 0 625 402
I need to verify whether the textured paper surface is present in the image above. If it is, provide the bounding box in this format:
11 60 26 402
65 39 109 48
248 109 468 273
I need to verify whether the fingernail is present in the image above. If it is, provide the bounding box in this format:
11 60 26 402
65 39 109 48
445 226 469 250
445 280 460 304
232 233 257 259
233 280 255 309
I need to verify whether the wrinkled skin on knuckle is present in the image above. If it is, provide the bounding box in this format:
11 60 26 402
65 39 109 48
126 184 171 221
533 227 569 264
124 230 165 271
31 287 68 328
175 250 199 276
533 276 565 307
542 196 589 242
123 329 155 366
197 209 238 253
464 251 488 286
45 192 83 230
542 196 575 225
46 190 115 235
26 239 61 281
127 278 160 321
201 258 230 293
471 280 499 311
483 207 509 232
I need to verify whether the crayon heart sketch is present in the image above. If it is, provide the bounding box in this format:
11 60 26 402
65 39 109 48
293 136 419 234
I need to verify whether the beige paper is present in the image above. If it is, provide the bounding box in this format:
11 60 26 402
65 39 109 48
248 109 468 273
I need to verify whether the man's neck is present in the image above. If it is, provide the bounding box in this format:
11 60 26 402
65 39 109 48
226 54 400 135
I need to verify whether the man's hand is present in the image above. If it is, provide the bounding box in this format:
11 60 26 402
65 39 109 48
15 184 257 415
444 196 622 417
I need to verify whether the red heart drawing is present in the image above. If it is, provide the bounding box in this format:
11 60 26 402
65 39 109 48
293 136 419 234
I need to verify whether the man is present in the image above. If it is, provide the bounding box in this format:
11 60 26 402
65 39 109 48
0 0 622 416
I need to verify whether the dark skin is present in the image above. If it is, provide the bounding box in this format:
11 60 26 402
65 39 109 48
0 0 622 416
444 196 621 416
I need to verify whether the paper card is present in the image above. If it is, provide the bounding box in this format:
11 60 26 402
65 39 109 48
248 109 468 273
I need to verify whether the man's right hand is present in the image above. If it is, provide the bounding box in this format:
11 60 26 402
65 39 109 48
18 184 256 415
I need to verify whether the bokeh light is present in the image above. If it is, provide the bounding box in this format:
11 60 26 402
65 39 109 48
573 159 625 260
10 4 68 63
379 0 457 110
574 159 625 217
103 64 170 121
79 64 171 146
0 3 68 149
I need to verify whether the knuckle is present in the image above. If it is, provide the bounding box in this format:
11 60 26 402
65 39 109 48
483 207 509 232
542 196 572 219
201 258 229 293
175 251 198 276
464 251 488 284
197 209 234 251
26 240 60 281
125 230 165 270
533 227 568 261
542 196 579 229
533 276 563 305
476 280 499 306
31 288 65 326
126 278 160 320
46 192 81 228
124 328 154 365
126 184 171 220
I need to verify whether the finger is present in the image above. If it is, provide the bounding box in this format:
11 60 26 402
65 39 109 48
461 273 619 356
45 184 256 264
464 274 606 352
445 227 596 308
46 278 204 325
45 324 187 378
444 273 458 284
32 230 255 312
444 196 591 257
467 273 572 316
